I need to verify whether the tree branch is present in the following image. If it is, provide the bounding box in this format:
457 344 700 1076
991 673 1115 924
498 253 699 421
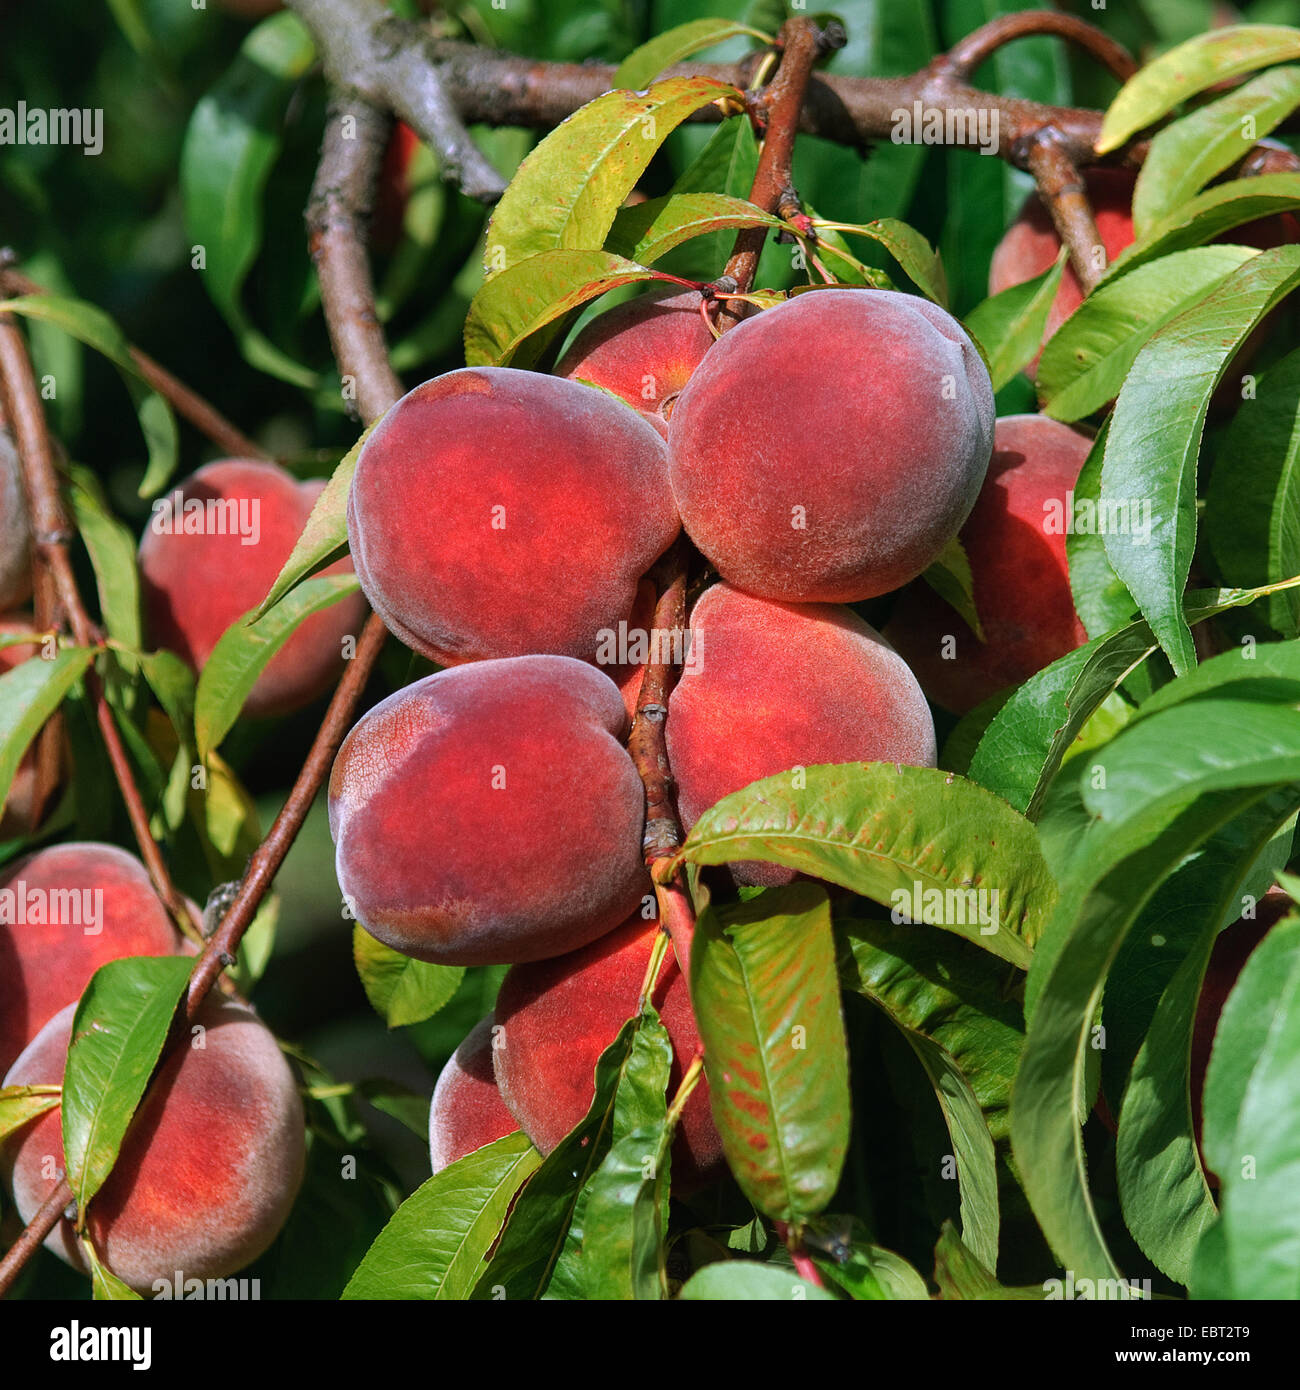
288 0 506 203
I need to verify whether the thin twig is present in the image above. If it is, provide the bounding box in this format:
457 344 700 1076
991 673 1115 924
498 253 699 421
938 10 1138 85
718 16 834 318
1024 132 1107 295
0 316 202 940
0 1180 71 1299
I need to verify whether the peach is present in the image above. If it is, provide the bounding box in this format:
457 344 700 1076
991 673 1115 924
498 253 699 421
0 842 182 1075
554 287 715 426
990 168 1300 375
428 1015 521 1174
328 655 650 966
347 367 679 668
665 583 937 886
883 414 1092 714
493 911 724 1191
989 169 1139 363
3 996 305 1294
0 617 45 838
0 430 33 611
138 459 367 718
1191 885 1293 1167
667 289 993 603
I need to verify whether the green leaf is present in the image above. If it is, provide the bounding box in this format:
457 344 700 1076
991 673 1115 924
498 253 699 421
194 573 360 760
472 1014 654 1299
62 955 194 1213
352 926 464 1029
1099 23 1300 153
921 535 984 643
606 192 781 265
1206 345 1300 636
180 11 319 388
1038 246 1258 423
678 1260 837 1300
691 883 849 1223
1194 910 1300 1297
342 1132 542 1300
1100 245 1300 675
932 1222 1046 1300
963 250 1066 390
612 18 773 90
256 434 367 618
1132 66 1300 237
63 466 142 651
1011 700 1300 1286
665 763 1052 968
0 295 179 498
580 1011 675 1301
965 583 1300 818
463 250 658 368
0 645 94 811
1064 422 1135 641
83 1239 142 1301
0 1084 61 1142
484 76 743 275
813 217 947 305
1113 794 1296 1284
1108 173 1300 277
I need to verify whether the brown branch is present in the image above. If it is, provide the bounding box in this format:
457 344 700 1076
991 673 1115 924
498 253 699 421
0 1180 71 1298
0 82 405 1296
287 0 506 203
0 316 202 942
306 96 404 423
937 11 1138 85
719 17 835 315
1024 132 1107 295
0 260 270 463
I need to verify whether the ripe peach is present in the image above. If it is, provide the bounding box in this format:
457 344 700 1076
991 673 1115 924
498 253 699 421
0 617 45 838
138 459 367 719
329 655 650 966
989 169 1139 362
493 911 724 1191
0 431 32 610
883 414 1092 714
554 287 716 426
347 368 679 668
0 842 182 1075
666 583 937 886
990 169 1299 375
4 996 305 1294
1191 886 1293 1169
667 289 993 603
428 1015 521 1174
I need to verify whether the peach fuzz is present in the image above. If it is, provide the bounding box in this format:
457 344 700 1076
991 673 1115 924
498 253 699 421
328 655 650 967
666 583 937 886
884 414 1092 714
428 1015 521 1174
666 288 993 603
0 842 183 1075
554 287 716 422
4 996 305 1294
138 459 366 718
346 367 679 668
493 911 724 1191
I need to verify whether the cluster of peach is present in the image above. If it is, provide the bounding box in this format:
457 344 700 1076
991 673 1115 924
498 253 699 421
0 845 305 1293
330 242 1104 1178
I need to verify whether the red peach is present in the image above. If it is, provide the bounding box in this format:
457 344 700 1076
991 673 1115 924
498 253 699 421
428 1015 521 1174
